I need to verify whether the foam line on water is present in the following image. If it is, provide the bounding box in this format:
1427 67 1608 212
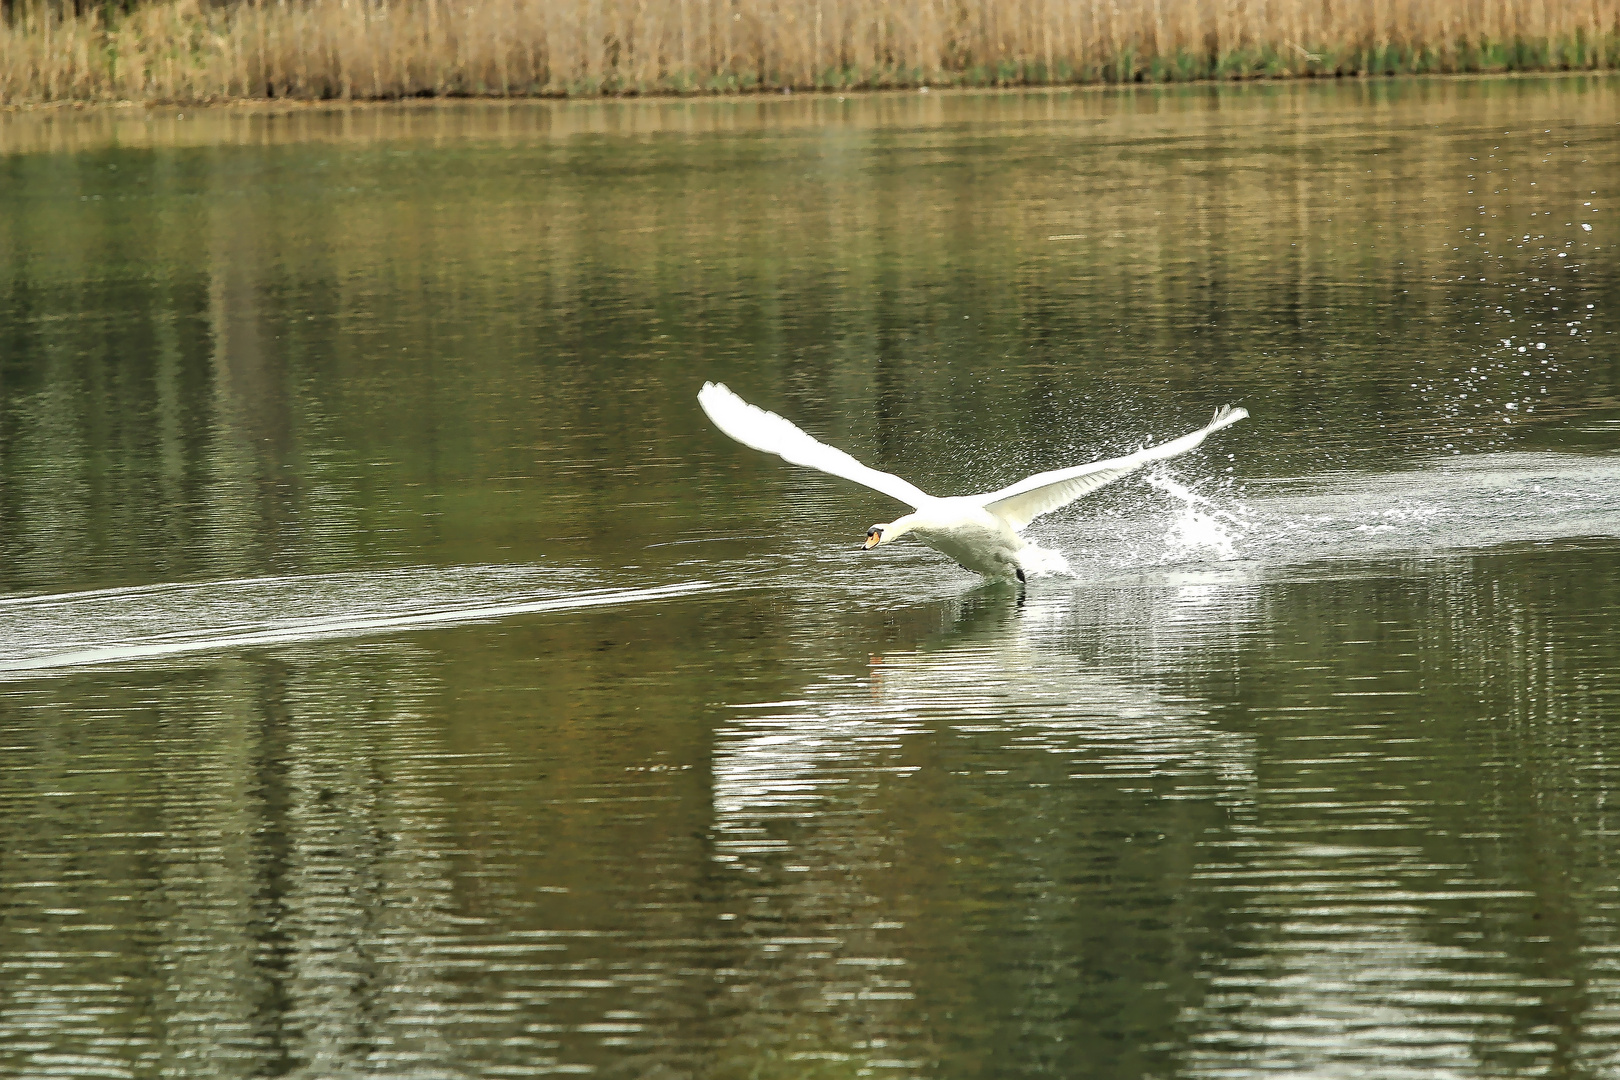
0 579 720 675
0 573 318 610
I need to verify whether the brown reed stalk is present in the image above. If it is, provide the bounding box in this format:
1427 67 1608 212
2 0 1619 105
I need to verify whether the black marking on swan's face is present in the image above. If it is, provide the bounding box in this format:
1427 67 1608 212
864 526 884 549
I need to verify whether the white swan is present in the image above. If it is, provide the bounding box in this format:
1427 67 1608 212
698 382 1248 582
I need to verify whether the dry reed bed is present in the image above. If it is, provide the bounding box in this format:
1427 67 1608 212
2 0 1618 104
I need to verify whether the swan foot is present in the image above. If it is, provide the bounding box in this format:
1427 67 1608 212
1015 568 1026 584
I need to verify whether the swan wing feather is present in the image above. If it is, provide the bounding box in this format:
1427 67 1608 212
699 382 932 509
979 405 1248 531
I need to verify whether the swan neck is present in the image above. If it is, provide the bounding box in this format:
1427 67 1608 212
885 514 921 541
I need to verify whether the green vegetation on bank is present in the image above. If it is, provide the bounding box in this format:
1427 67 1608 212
2 0 1618 104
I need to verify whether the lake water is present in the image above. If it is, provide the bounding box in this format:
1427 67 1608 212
2 76 1618 1079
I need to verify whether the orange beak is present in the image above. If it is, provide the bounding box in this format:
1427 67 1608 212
864 532 881 549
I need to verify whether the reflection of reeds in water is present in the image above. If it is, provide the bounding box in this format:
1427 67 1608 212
0 0 1617 104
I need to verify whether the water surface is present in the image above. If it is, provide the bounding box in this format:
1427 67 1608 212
2 76 1619 1078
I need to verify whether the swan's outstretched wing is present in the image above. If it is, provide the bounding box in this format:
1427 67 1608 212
979 405 1248 531
699 382 933 509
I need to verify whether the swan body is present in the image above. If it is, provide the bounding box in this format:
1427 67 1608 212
698 382 1247 582
865 498 1028 580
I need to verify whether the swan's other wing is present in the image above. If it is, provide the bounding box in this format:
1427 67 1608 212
698 382 932 509
979 405 1248 531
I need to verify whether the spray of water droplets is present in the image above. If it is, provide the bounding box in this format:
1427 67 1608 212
1146 471 1249 562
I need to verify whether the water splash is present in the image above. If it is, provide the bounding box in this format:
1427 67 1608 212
1146 471 1247 562
1017 543 1074 579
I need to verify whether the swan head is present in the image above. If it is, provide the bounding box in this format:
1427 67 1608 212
866 518 913 548
865 514 919 548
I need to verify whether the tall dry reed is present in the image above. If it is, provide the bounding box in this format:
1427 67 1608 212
2 0 1618 105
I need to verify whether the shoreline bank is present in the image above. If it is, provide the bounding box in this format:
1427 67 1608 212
4 71 1615 158
2 0 1617 107
3 66 1617 114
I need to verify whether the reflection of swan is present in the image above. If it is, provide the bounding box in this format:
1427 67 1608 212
699 382 1247 582
712 588 1258 830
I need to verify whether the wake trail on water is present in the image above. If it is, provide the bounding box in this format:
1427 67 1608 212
6 454 1617 673
1232 452 1620 560
1025 451 1620 583
0 566 726 676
